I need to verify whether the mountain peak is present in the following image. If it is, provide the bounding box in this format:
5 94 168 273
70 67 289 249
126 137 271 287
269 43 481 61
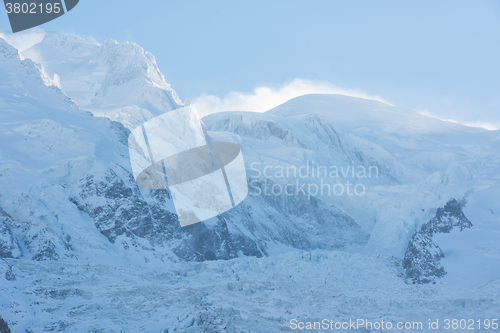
22 34 182 130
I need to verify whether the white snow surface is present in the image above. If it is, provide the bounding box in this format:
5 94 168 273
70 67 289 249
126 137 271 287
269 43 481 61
2 251 500 332
0 34 499 331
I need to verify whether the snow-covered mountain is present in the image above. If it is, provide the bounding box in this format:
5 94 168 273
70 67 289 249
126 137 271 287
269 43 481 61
0 36 269 266
204 94 498 257
22 33 183 130
1 34 499 332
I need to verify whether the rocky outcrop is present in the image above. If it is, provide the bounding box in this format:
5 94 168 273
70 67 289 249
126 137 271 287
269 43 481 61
0 208 20 260
69 167 264 262
421 198 472 235
0 317 12 333
403 199 472 284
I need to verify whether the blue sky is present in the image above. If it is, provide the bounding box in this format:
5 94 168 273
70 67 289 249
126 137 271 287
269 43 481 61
1 0 499 127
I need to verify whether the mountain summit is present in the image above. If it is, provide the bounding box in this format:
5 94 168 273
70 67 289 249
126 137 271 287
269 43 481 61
23 34 183 130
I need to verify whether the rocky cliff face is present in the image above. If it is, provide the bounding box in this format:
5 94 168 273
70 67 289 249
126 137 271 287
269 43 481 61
403 199 472 284
70 166 264 262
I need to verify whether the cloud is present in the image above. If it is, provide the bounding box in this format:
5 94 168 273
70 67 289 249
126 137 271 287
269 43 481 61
193 78 391 117
193 78 499 131
461 121 500 131
0 29 46 52
417 109 500 131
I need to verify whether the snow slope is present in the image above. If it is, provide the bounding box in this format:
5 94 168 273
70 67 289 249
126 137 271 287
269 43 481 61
0 34 499 331
2 250 500 332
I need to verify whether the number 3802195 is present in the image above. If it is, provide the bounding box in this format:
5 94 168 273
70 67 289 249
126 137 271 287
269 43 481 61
5 2 62 14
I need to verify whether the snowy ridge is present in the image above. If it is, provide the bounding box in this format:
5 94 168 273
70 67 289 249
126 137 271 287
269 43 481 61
0 34 499 331
22 34 183 130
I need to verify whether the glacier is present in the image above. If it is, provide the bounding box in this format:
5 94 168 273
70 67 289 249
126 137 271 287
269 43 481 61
0 34 499 332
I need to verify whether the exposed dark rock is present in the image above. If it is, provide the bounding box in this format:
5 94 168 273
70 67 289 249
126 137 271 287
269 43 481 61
403 233 445 284
5 266 16 281
0 208 16 259
403 198 472 284
421 199 472 236
34 288 88 300
70 168 263 262
0 317 11 333
173 216 262 261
